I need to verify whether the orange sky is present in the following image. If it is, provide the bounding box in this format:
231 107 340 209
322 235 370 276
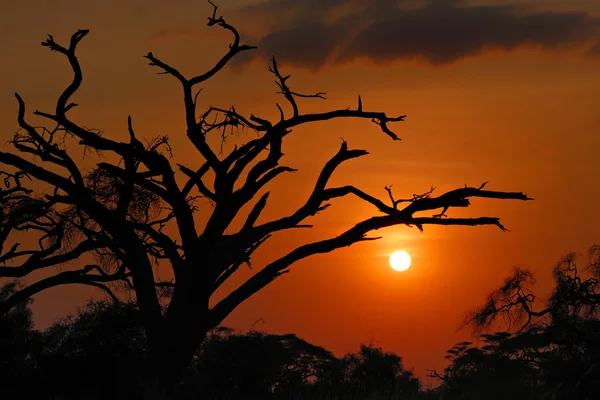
2 0 600 383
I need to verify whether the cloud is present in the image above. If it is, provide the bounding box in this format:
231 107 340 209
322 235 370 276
255 19 354 70
231 0 600 70
587 40 600 56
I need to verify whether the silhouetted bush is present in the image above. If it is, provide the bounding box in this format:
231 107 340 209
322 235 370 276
0 281 38 398
433 245 600 400
0 293 425 399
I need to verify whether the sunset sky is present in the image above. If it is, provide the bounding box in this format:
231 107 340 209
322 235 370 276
2 0 600 381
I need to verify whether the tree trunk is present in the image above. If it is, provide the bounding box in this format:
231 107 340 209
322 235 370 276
148 330 208 399
145 291 211 399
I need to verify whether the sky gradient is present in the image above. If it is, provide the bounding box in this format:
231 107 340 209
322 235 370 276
2 0 600 381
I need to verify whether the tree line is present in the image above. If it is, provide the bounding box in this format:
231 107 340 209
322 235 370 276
2 287 421 399
3 245 600 399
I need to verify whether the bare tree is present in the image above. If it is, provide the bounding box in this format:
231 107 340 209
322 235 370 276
0 3 532 396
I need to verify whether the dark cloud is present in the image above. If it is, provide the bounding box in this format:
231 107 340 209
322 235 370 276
255 18 355 70
233 0 600 69
587 40 600 56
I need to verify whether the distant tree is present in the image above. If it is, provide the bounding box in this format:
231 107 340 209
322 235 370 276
6 296 424 399
185 328 337 398
435 245 600 399
341 344 421 399
466 246 600 332
430 334 539 399
0 2 531 396
37 299 148 399
0 281 39 397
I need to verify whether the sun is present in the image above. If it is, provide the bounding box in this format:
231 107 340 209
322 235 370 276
389 250 411 272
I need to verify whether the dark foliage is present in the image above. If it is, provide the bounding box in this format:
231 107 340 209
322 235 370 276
0 293 423 399
4 247 599 399
433 245 600 399
0 281 38 396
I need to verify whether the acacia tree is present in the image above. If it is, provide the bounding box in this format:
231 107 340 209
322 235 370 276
465 246 600 332
454 246 600 398
0 3 532 395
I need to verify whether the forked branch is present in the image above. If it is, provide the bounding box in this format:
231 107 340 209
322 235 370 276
211 171 531 325
269 57 326 117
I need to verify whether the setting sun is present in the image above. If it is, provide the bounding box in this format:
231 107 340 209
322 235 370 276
389 250 412 272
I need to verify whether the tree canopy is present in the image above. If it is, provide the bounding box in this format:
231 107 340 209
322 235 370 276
432 245 600 399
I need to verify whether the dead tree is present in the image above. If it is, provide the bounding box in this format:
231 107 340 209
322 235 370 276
0 3 532 396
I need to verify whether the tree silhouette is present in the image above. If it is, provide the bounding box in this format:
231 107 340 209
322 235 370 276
342 344 421 399
1 294 433 399
0 2 531 395
436 245 600 399
187 328 338 398
465 247 600 333
0 281 39 397
36 299 148 399
430 335 539 399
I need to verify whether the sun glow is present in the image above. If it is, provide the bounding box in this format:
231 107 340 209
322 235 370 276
389 250 411 272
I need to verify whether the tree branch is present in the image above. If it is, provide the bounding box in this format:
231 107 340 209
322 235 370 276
0 264 128 314
210 187 530 326
0 238 99 278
